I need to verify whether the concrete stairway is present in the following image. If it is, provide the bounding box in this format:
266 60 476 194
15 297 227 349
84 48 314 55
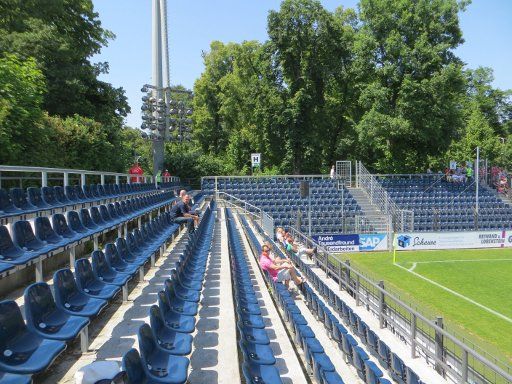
347 187 384 218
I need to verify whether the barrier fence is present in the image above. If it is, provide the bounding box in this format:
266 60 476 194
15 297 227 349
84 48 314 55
0 165 180 189
356 162 415 232
216 191 511 384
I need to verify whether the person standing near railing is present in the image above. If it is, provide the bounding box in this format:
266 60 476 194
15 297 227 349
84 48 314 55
129 161 144 183
330 165 335 179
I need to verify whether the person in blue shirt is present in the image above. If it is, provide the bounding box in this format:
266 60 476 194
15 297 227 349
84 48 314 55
169 195 199 232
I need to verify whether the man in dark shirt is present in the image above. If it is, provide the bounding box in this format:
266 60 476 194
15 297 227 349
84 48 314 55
169 195 199 232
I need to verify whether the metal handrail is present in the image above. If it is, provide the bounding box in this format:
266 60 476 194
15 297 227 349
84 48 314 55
0 164 181 188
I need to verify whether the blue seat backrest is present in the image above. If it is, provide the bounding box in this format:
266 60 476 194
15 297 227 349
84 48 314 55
122 348 146 383
0 188 17 212
24 283 58 326
12 221 38 249
0 301 26 349
53 269 78 305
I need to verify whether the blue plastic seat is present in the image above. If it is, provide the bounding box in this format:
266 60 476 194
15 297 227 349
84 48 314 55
104 244 139 275
137 324 189 384
27 187 50 209
406 367 421 384
52 214 81 243
322 370 345 383
0 371 32 384
157 291 196 333
115 238 147 267
149 305 192 356
34 217 66 248
66 211 90 235
54 186 72 205
0 189 22 216
41 187 62 207
238 322 270 345
162 280 198 316
0 300 66 374
24 283 89 341
242 362 282 384
9 188 38 213
0 226 36 265
74 259 120 300
12 221 52 254
53 269 107 318
123 348 160 384
167 278 200 303
239 339 276 365
390 353 406 383
91 250 132 286
79 209 100 231
364 360 383 384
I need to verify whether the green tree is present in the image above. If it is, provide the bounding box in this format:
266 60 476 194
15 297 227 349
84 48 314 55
354 0 468 172
0 54 47 164
267 0 356 173
0 0 130 124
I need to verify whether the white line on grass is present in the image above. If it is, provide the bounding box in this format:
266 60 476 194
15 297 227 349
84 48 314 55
414 258 512 264
394 262 512 324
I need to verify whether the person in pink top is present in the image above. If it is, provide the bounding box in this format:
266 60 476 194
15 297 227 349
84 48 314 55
259 243 304 290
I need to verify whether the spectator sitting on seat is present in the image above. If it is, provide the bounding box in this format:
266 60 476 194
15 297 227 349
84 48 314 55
169 194 199 232
285 235 316 260
179 189 198 214
259 243 305 290
276 227 285 242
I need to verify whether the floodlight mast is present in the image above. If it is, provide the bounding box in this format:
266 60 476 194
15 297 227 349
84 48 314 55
152 0 165 177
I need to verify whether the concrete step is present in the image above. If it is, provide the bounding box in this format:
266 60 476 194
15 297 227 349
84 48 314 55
348 187 383 216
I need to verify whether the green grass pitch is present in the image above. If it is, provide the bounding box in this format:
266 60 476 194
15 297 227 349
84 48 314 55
335 248 512 364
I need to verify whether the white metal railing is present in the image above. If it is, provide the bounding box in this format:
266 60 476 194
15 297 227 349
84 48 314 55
356 162 414 231
0 165 180 188
249 214 512 384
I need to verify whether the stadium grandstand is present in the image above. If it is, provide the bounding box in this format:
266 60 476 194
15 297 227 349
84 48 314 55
0 161 510 384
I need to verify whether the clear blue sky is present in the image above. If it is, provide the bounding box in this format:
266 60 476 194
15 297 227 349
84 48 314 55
91 0 512 129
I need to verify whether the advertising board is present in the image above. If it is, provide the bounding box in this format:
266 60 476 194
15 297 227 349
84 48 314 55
312 234 389 252
395 231 510 251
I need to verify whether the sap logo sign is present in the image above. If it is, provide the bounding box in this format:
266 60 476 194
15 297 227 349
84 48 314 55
359 234 386 250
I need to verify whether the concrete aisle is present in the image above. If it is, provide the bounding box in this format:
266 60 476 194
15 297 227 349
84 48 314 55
188 208 240 384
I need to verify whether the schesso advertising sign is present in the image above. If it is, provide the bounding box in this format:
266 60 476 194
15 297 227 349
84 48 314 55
312 234 388 252
395 231 512 251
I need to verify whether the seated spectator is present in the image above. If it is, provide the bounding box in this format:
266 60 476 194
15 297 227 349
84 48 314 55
259 243 305 290
275 227 285 242
285 235 316 260
169 194 199 232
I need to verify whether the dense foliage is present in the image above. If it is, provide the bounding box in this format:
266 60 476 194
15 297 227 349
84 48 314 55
191 0 512 175
0 0 511 179
0 0 133 172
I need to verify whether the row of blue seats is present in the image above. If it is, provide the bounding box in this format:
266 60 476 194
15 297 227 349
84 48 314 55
122 202 215 383
0 208 183 383
225 208 285 383
0 192 175 277
287 248 425 384
203 178 337 186
238 213 345 384
0 183 162 219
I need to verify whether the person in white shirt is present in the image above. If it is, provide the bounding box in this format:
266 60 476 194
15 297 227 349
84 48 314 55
330 165 335 179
